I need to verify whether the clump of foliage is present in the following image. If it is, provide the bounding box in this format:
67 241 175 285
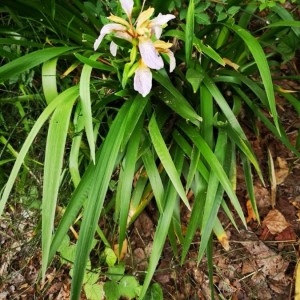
0 0 299 299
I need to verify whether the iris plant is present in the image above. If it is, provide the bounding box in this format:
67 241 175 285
94 0 176 97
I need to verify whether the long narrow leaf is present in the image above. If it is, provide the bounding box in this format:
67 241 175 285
139 145 184 299
79 53 101 163
153 71 202 126
117 116 144 250
71 95 147 300
42 58 58 104
42 90 78 278
185 0 194 67
225 23 280 133
179 122 247 227
148 115 190 210
0 87 79 216
0 47 76 83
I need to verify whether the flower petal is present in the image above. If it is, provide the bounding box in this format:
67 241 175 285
166 50 176 72
120 0 134 18
136 7 154 29
115 31 133 42
150 13 175 38
151 13 175 26
134 63 152 97
107 14 131 27
94 23 126 50
138 38 164 70
153 40 173 50
110 41 118 56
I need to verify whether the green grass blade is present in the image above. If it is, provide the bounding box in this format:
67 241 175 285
202 74 262 178
185 145 200 192
225 23 280 133
0 47 77 83
173 129 210 181
142 149 165 213
179 122 247 227
69 104 85 187
153 71 202 126
165 30 225 67
241 154 260 223
49 146 102 264
0 86 79 216
42 58 58 104
198 131 227 262
140 145 184 299
194 38 225 66
71 95 147 300
74 53 115 72
117 116 144 250
233 86 300 157
148 114 190 210
185 0 194 67
271 5 300 37
42 89 78 279
79 53 101 163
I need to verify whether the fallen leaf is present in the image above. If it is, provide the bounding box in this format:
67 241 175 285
275 226 297 242
223 57 239 70
262 209 290 234
113 238 128 261
239 240 289 279
275 157 289 185
246 200 257 223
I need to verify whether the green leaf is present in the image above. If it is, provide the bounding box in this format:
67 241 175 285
185 0 194 67
104 281 120 300
42 88 78 279
179 122 247 227
225 23 280 133
71 96 147 300
107 264 125 282
153 71 202 126
84 283 105 300
148 115 190 210
42 58 58 104
144 283 163 300
79 53 101 163
0 47 77 83
74 53 115 72
186 67 204 93
104 248 117 267
0 86 79 217
139 146 184 299
119 276 139 299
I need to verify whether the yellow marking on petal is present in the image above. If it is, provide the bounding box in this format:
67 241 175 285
153 40 173 50
108 14 131 27
136 7 154 28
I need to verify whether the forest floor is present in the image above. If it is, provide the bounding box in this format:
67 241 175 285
1 69 300 300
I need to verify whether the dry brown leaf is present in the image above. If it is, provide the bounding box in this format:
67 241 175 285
246 200 257 223
113 238 128 261
239 234 289 280
223 57 240 70
275 226 297 242
275 157 289 185
217 231 230 251
262 209 290 234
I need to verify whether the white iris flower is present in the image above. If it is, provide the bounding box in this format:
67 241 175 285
94 0 175 97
